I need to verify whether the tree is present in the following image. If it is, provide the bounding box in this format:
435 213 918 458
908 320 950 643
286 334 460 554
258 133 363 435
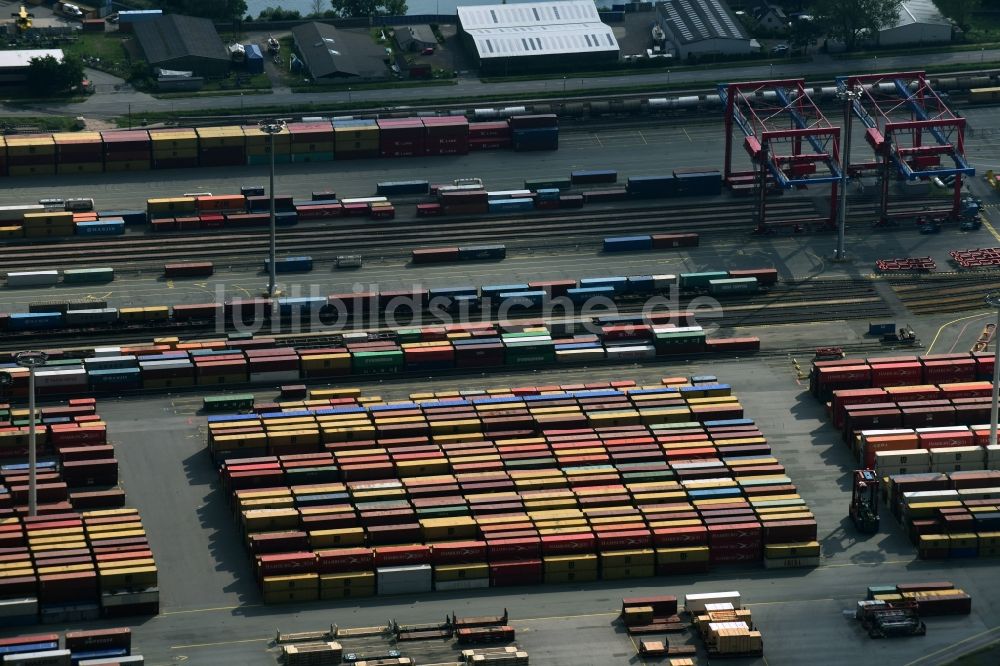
329 0 407 19
935 0 980 31
256 5 301 19
26 54 84 96
814 0 902 51
310 0 325 15
789 17 823 54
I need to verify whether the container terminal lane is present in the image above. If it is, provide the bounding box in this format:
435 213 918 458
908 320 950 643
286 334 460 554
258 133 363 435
1 104 1000 666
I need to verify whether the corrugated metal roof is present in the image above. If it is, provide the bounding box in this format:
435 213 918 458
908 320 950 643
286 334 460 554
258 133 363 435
458 1 601 30
468 23 619 58
459 1 619 59
291 22 387 79
891 0 951 29
0 49 63 69
658 0 748 45
133 15 228 65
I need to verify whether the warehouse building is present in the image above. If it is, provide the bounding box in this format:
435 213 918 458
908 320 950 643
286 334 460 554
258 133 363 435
656 0 752 59
0 48 64 85
457 1 620 75
878 0 951 46
133 14 230 78
292 22 389 80
396 24 437 51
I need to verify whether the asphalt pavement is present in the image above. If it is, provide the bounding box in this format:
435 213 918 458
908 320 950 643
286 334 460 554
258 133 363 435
6 43 1000 118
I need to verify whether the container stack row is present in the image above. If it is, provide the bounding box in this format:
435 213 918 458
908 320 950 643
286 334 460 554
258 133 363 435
0 320 759 397
0 116 548 179
0 627 135 665
0 401 158 626
206 377 817 602
810 351 993 400
863 582 972 615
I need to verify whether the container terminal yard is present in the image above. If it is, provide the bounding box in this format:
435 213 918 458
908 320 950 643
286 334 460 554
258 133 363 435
0 70 1000 666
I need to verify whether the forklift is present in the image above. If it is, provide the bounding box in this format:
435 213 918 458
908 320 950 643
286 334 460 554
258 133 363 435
850 469 880 534
857 601 926 639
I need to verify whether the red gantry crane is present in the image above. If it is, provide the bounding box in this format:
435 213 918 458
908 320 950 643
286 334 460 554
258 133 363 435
836 71 975 224
719 78 843 233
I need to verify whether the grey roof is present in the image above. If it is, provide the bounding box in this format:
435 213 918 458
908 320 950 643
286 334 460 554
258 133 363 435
133 14 228 65
459 1 620 59
888 0 951 29
292 22 387 78
658 0 749 45
401 24 437 44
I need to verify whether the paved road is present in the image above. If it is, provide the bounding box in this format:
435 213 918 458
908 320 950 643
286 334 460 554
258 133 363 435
7 46 1000 118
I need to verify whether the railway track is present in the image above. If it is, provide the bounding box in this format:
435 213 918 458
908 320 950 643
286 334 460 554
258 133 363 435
888 273 1000 315
0 279 887 351
0 196 948 273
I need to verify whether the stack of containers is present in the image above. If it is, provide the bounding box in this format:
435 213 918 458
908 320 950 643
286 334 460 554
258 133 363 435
627 175 677 198
333 119 379 158
468 122 511 150
208 378 818 602
0 136 6 176
247 347 301 384
192 351 249 385
21 211 74 239
377 118 425 157
138 352 195 389
149 128 199 169
86 508 160 617
52 132 104 175
672 168 723 196
101 130 151 172
196 126 246 167
243 124 291 165
287 122 335 163
439 189 488 215
423 117 469 155
5 134 56 177
509 115 558 152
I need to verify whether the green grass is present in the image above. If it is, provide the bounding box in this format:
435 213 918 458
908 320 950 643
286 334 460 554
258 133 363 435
0 115 85 132
63 32 131 78
481 56 810 83
290 79 456 93
834 41 1000 60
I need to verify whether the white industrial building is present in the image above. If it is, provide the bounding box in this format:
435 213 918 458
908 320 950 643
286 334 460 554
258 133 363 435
656 0 752 59
457 1 621 74
878 0 952 46
0 48 64 84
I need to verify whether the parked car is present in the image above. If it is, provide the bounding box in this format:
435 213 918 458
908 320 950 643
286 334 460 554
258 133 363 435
770 44 789 55
421 47 435 55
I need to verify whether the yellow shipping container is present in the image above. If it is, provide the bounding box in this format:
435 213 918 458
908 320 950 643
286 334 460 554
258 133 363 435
322 425 376 442
301 353 352 370
434 563 488 581
196 126 246 148
309 528 365 548
243 508 300 533
98 565 158 588
420 517 477 540
543 554 598 573
310 387 362 399
320 571 375 589
764 541 820 559
600 549 655 567
36 564 94 576
656 546 710 563
6 136 55 156
262 573 318 593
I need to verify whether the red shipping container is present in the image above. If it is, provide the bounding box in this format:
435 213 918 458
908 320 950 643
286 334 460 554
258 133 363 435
817 365 872 385
870 362 923 388
489 558 543 586
922 359 977 384
431 540 487 564
315 547 374 573
374 544 431 566
65 628 131 652
257 552 316 576
918 431 974 449
595 529 652 551
487 536 541 561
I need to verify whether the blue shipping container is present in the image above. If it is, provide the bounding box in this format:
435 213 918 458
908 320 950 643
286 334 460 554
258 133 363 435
571 169 618 184
626 275 656 293
97 209 146 225
77 220 125 236
377 180 429 196
627 175 677 198
482 284 529 297
267 256 313 273
278 297 327 315
567 286 616 304
496 290 546 308
579 276 629 293
603 235 652 252
488 197 535 213
8 312 64 331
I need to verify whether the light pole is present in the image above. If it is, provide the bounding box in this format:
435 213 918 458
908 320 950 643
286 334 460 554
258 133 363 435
258 119 286 298
562 76 566 93
835 85 862 262
988 293 1000 447
16 351 47 517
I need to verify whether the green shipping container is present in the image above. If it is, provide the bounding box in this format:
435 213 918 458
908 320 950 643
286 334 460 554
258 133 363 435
414 505 472 518
707 277 759 295
63 267 115 284
396 328 423 343
679 271 729 290
352 350 404 374
525 176 571 191
203 393 254 411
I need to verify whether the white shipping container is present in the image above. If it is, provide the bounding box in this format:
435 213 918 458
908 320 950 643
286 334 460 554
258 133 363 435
0 597 37 618
139 360 194 369
377 565 432 595
79 657 145 666
5 271 60 288
704 602 735 613
915 425 970 433
652 274 678 288
100 588 159 607
2 649 72 666
34 369 87 387
931 461 985 473
92 346 123 356
928 446 984 463
342 331 369 343
555 348 605 364
249 371 301 384
605 344 656 361
957 486 1000 501
434 578 490 591
684 591 741 612
0 204 44 221
875 449 930 466
672 460 726 470
902 489 959 504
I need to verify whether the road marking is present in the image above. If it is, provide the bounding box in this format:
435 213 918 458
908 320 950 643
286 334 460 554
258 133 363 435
160 603 252 616
170 637 270 650
926 311 993 354
683 128 693 143
638 130 648 145
948 315 993 353
902 624 1000 666
981 209 1000 243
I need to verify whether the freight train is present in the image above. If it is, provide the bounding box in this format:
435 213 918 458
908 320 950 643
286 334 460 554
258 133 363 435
1 268 778 332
